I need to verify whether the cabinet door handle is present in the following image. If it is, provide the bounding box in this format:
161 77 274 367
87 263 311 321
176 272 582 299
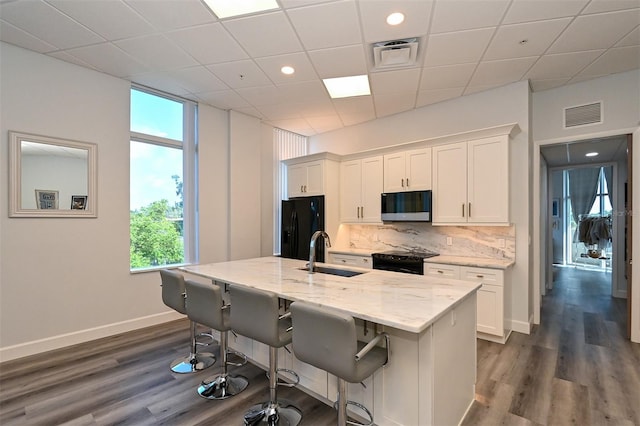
406 178 410 187
401 178 405 187
462 204 465 217
356 206 360 218
361 206 364 218
469 203 471 217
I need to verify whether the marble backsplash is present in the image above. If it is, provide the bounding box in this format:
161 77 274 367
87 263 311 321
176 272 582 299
340 223 515 260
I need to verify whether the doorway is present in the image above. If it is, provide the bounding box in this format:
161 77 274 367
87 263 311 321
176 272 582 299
540 135 630 334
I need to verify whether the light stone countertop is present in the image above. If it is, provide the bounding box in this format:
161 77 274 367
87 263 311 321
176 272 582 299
181 256 480 334
328 249 514 270
425 255 515 270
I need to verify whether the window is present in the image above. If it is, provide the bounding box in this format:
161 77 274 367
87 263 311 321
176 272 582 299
273 128 307 254
130 87 197 270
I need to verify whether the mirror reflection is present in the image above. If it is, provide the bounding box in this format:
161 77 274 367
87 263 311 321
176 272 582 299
9 131 97 218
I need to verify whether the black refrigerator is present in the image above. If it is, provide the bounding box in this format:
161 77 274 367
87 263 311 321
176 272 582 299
281 195 325 262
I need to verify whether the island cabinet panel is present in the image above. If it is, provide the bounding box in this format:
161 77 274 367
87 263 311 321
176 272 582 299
292 354 328 398
432 135 509 225
340 156 383 223
383 148 431 193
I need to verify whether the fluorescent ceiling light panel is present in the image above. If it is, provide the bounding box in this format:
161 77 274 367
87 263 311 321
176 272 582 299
323 75 371 99
202 0 279 18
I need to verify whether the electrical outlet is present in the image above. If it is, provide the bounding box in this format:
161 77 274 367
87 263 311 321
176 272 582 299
446 237 453 246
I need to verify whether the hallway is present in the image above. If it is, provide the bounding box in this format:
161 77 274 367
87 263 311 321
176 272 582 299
463 266 640 425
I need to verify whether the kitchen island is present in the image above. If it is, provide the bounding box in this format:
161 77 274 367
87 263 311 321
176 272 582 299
182 256 480 426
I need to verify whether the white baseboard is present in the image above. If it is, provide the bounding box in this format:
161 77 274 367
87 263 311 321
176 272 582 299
0 311 185 363
509 317 532 335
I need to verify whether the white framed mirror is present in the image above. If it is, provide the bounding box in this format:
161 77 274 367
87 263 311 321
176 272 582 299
9 131 97 218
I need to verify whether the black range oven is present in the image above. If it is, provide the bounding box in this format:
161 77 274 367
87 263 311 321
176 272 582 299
371 250 439 275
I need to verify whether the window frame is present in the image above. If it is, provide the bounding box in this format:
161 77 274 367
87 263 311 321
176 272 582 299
129 85 198 272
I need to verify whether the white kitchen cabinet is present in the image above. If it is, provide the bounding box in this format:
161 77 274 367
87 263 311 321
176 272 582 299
432 135 509 225
287 159 324 198
292 353 328 398
340 156 383 223
383 148 431 193
425 262 511 343
329 253 372 269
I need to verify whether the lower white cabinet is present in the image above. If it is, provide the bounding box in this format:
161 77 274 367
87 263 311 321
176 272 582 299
328 253 372 269
425 262 511 343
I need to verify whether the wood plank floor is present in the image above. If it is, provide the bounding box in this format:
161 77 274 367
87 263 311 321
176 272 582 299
2 266 639 425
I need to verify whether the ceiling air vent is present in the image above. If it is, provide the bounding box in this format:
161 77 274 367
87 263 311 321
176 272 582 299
564 101 602 128
372 38 420 70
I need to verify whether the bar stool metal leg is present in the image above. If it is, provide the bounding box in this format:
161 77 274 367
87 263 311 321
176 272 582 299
170 320 216 374
243 347 302 426
198 330 248 399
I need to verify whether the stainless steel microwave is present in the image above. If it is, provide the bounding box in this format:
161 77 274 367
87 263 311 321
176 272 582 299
381 190 432 222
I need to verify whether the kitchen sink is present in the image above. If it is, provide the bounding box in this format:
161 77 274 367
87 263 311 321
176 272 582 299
299 266 366 277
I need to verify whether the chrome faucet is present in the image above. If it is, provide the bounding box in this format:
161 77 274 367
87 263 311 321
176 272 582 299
309 230 331 273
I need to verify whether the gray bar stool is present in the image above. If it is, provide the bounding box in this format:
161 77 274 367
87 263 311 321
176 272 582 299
184 279 249 399
160 269 216 374
290 302 389 426
229 285 302 426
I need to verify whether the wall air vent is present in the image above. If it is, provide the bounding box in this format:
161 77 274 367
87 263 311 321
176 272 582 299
371 37 420 71
564 101 602 128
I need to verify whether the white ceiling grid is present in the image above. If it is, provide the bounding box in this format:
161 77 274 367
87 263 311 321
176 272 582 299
0 0 638 136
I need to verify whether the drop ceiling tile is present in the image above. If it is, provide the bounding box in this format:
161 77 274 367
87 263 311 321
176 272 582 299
306 115 344 133
280 0 337 8
48 0 155 41
169 66 228 93
195 89 250 109
502 0 589 24
125 0 215 30
548 9 640 53
266 118 315 136
575 45 640 78
370 68 421 94
294 97 337 115
0 19 57 53
207 60 272 88
423 27 494 67
430 0 510 34
0 0 104 49
332 96 375 114
236 85 284 106
373 92 416 117
257 103 303 120
115 34 198 70
525 50 604 80
222 11 302 57
64 42 149 78
166 23 248 65
469 56 538 87
529 77 572 91
616 26 640 47
286 1 361 50
48 50 98 70
234 106 264 120
483 18 572 61
255 52 318 85
416 87 464 107
278 80 330 103
338 110 376 127
420 63 476 90
307 45 368 78
359 0 433 43
582 0 640 14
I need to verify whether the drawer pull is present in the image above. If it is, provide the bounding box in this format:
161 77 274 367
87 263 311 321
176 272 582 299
437 270 444 274
341 259 347 263
476 274 484 278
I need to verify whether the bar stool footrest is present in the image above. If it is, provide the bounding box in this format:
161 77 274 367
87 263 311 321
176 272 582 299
332 400 374 426
266 368 300 388
170 352 216 374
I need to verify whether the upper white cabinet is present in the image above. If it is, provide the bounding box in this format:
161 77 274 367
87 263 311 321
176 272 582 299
340 156 383 223
432 135 509 225
383 148 431 192
287 160 324 198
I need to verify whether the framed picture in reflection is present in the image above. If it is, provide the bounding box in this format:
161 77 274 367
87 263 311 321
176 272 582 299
35 189 58 210
71 195 87 210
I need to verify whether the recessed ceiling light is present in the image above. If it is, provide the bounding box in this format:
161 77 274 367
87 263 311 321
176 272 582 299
322 75 371 99
586 152 599 157
386 12 405 26
281 66 295 75
202 0 279 19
